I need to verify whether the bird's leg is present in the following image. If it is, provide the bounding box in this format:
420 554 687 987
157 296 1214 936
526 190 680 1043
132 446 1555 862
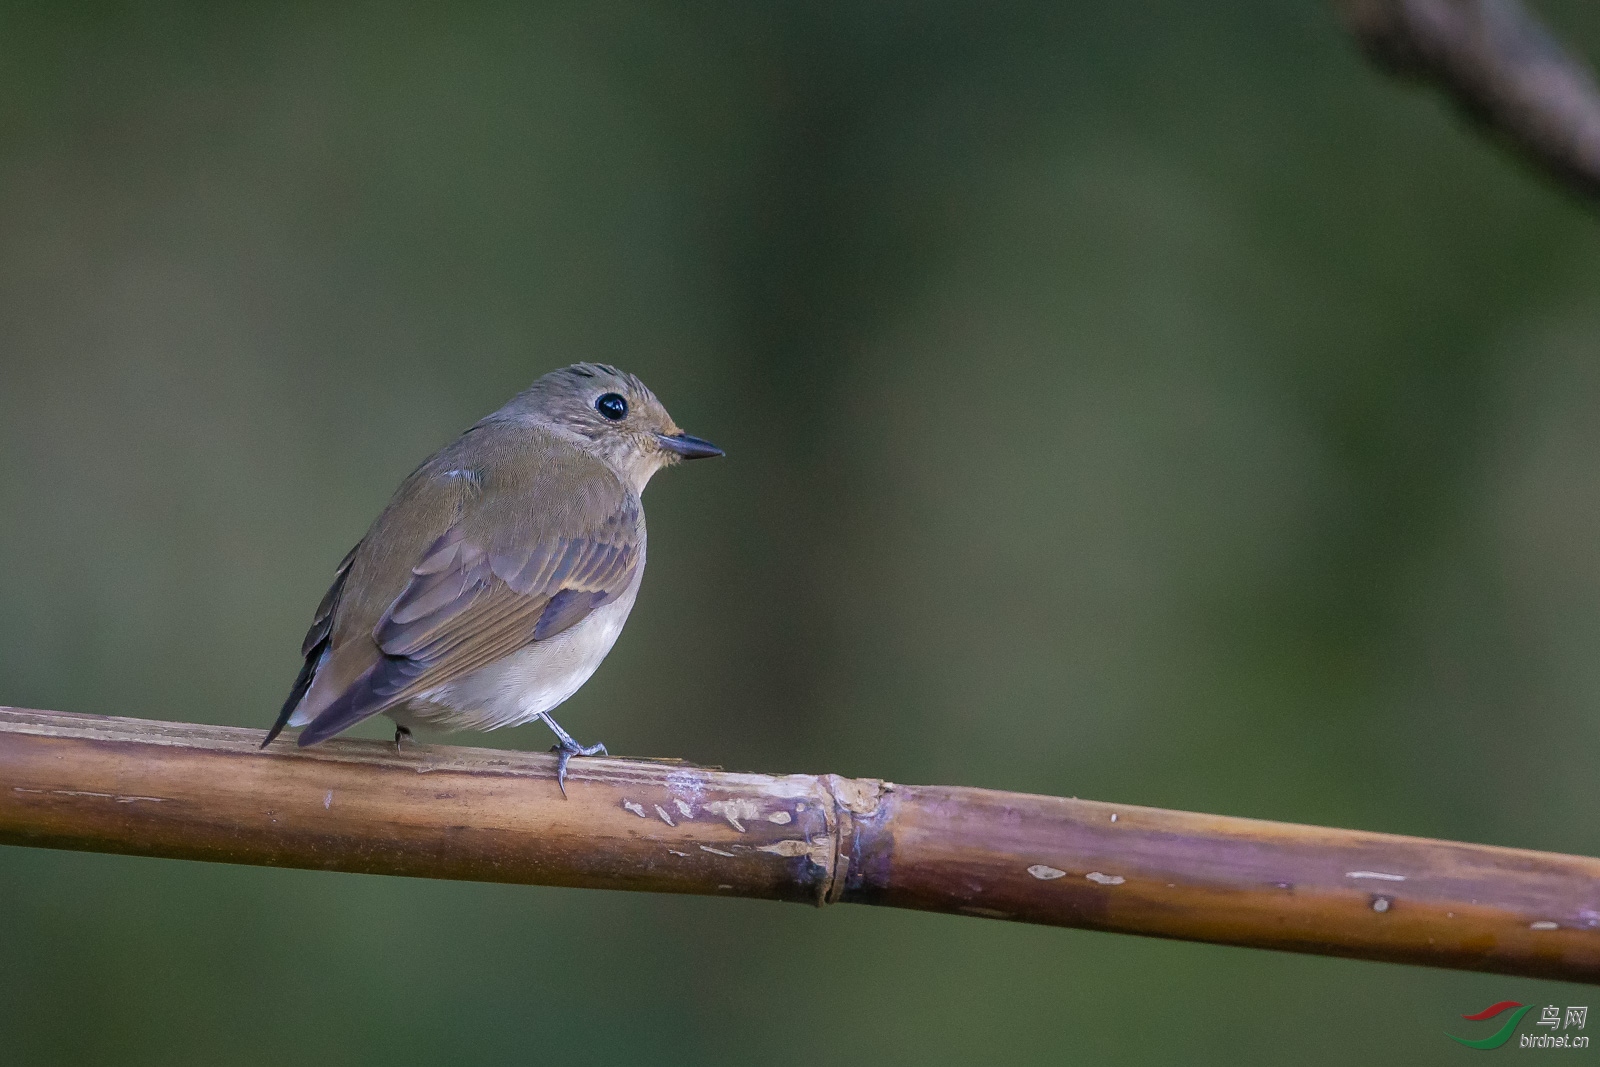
537 712 607 798
394 724 412 754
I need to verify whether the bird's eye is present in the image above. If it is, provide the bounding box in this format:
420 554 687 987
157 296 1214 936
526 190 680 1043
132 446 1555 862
595 393 628 420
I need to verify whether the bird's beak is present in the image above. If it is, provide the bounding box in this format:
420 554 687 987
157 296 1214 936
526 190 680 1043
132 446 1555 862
656 432 724 460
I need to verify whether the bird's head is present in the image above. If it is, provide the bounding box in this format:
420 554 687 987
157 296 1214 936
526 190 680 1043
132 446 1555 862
506 363 722 490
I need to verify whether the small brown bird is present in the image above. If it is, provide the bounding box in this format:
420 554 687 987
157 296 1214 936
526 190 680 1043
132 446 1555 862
262 363 722 790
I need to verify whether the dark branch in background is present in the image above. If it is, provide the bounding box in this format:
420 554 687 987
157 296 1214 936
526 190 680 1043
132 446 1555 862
1335 0 1600 201
3 707 1600 983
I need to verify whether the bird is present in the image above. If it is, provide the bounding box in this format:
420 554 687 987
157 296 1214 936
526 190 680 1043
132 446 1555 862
261 363 722 792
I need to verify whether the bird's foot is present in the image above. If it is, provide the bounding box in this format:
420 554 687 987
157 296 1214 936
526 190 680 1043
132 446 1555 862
394 724 412 754
538 713 607 798
551 737 608 798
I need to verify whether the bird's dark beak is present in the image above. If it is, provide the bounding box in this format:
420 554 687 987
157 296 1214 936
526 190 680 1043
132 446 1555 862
656 432 724 460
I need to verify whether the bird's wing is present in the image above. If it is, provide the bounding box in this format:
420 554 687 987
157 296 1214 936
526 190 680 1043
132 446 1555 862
293 430 642 746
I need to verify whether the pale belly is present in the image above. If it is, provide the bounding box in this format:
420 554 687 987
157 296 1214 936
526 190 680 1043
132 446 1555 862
386 572 641 734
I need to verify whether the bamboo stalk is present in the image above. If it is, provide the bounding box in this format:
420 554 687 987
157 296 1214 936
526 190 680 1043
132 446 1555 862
2 706 1597 982
1334 0 1600 203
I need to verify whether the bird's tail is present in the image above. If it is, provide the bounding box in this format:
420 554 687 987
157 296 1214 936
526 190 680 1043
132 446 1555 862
261 656 318 748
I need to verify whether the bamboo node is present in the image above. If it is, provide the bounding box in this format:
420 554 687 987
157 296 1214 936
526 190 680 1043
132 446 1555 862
819 775 889 906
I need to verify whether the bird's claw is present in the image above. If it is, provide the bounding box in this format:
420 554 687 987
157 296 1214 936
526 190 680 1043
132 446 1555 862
551 738 608 798
538 711 606 797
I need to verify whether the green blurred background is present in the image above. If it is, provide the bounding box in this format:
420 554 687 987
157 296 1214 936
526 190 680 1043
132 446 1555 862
4 2 1600 1062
